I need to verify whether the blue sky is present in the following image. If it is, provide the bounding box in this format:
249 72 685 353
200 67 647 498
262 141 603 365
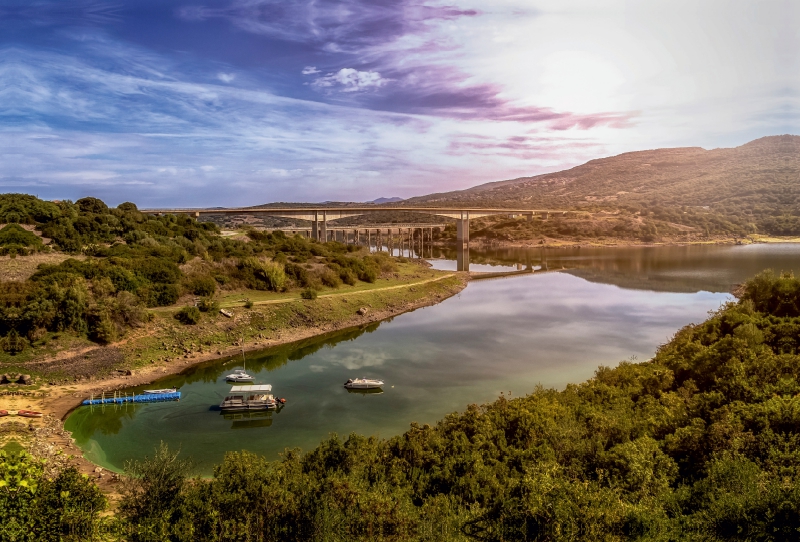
1 0 796 206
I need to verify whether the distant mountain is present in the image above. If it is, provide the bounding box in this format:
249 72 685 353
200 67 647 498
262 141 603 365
370 197 404 204
405 135 800 213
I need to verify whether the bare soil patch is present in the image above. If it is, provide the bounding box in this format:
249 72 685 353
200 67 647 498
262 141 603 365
0 253 79 282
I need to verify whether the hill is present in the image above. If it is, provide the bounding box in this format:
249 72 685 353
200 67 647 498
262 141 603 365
408 135 800 239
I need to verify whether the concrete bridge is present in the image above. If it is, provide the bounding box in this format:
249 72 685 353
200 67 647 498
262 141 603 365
140 206 569 244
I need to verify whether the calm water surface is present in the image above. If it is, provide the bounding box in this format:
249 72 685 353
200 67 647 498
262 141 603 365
65 243 800 474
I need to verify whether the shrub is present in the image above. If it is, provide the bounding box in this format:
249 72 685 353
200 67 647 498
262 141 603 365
340 268 357 286
188 275 217 296
87 305 117 344
319 268 342 288
238 258 287 291
148 283 180 307
285 262 311 287
174 306 201 325
301 288 318 300
358 264 379 283
244 299 254 309
197 297 219 312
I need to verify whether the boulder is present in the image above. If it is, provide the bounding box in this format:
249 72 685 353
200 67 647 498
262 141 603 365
356 307 369 316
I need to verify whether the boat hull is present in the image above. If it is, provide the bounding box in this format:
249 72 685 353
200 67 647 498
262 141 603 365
219 403 277 413
344 381 384 389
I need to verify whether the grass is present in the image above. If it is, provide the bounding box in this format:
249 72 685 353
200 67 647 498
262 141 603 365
149 261 444 313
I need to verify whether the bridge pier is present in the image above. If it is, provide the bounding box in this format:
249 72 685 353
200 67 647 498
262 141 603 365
456 242 470 272
456 211 469 244
311 211 328 242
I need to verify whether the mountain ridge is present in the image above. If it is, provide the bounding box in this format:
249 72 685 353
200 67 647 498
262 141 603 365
404 134 800 212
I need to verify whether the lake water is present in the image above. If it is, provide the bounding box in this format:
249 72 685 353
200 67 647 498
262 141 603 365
65 243 800 474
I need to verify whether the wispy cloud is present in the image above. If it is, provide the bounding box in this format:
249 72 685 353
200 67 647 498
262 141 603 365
176 0 477 48
310 68 390 92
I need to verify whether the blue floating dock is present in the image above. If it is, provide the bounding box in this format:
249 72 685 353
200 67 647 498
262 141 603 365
82 392 181 406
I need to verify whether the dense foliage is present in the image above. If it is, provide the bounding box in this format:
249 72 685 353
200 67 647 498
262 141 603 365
0 450 106 541
108 270 800 540
0 194 397 353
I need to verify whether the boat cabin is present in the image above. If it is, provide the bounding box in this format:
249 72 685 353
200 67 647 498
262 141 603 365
219 384 276 412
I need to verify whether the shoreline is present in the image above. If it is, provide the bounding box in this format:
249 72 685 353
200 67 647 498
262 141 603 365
46 272 468 421
436 233 800 250
2 271 469 489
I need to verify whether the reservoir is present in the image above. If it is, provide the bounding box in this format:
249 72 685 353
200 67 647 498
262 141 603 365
65 243 800 474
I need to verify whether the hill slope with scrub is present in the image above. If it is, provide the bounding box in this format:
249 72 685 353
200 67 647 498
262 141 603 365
412 135 800 243
0 194 407 363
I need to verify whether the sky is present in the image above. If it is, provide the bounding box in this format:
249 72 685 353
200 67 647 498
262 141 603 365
0 0 797 206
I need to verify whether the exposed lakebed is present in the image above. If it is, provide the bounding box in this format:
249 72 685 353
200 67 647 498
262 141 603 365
65 243 800 474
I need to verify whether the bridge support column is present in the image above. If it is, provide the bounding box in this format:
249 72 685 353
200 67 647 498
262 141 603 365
456 212 470 244
457 242 470 272
312 211 327 242
319 212 327 242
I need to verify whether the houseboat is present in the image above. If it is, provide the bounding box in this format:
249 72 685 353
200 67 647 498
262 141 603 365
219 384 280 412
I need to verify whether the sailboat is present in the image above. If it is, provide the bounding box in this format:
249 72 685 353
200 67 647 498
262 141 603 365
225 343 255 383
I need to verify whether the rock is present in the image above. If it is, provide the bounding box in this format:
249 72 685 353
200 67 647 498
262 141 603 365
94 467 103 473
356 307 369 316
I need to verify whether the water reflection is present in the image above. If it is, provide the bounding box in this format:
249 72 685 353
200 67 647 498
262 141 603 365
222 411 275 430
438 242 800 293
65 244 800 474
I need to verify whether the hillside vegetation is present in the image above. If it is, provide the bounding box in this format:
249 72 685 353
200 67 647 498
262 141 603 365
0 194 398 357
10 269 800 540
409 135 800 242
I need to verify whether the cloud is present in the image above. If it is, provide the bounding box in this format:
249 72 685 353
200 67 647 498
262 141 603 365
312 68 390 93
301 66 320 75
176 0 477 49
216 72 236 83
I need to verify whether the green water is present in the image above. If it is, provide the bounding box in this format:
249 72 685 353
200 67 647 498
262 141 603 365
65 243 800 475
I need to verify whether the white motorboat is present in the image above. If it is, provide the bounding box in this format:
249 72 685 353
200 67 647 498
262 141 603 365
344 378 384 390
219 384 285 412
225 369 255 383
143 388 177 394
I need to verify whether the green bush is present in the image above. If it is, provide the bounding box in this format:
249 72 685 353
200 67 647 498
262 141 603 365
238 258 287 291
244 299 254 309
319 268 342 288
197 297 219 312
87 305 117 344
0 224 43 250
188 275 217 296
339 268 357 286
0 450 107 539
174 306 201 325
300 288 317 300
